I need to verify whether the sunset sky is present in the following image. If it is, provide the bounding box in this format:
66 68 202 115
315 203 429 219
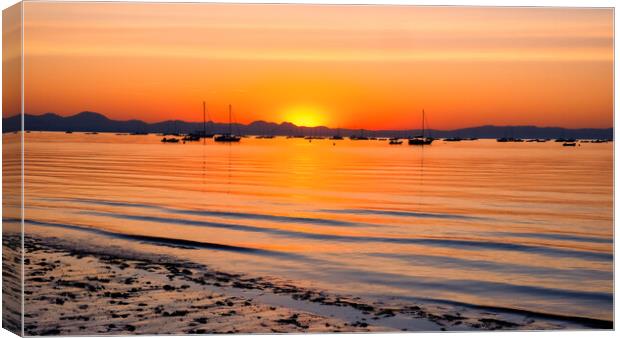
17 3 613 129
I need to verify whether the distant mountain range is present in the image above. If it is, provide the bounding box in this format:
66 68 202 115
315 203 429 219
2 111 614 140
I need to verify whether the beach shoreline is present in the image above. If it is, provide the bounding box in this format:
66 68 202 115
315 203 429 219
6 232 610 335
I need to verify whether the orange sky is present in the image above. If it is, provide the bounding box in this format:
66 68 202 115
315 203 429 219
16 3 614 129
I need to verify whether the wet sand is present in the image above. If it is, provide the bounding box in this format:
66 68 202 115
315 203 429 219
2 233 22 335
9 233 610 335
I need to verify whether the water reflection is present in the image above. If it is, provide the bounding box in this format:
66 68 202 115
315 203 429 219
22 132 613 322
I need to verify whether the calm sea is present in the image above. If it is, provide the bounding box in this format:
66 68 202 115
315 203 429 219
15 132 613 322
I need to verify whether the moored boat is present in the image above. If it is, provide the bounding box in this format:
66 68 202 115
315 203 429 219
408 109 433 146
161 137 180 143
214 104 241 143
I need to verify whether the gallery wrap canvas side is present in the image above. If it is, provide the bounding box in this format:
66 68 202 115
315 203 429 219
3 1 24 336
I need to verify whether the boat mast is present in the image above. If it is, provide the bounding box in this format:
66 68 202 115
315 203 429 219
203 101 206 136
228 104 232 135
422 109 425 139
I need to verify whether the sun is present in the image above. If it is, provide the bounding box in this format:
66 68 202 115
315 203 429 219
283 106 327 127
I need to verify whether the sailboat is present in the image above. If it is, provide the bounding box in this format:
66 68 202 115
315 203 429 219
408 109 433 145
185 101 215 141
214 104 241 142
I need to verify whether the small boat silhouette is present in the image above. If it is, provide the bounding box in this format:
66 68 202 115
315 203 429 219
389 138 403 145
214 134 240 142
182 134 201 141
496 137 524 142
330 128 344 140
161 137 180 143
350 129 369 140
409 138 433 145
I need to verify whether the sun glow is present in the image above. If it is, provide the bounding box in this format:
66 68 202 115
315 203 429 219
283 106 328 127
18 4 613 129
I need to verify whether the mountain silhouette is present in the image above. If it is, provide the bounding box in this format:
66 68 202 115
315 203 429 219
2 111 613 140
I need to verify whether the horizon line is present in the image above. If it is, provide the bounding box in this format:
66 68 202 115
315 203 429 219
4 111 614 132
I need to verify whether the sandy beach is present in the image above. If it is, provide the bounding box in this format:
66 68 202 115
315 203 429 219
21 234 369 335
2 231 607 336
